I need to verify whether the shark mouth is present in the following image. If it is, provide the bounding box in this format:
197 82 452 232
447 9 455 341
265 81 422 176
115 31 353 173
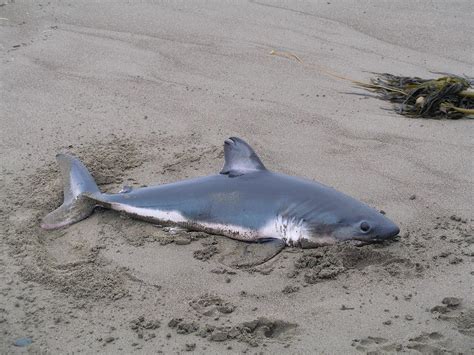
349 235 399 246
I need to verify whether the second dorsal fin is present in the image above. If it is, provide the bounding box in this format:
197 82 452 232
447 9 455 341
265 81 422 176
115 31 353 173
220 137 266 177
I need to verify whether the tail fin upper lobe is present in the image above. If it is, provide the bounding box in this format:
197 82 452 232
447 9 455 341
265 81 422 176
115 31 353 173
41 154 100 230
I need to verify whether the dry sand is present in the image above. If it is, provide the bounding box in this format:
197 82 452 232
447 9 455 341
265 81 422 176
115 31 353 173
1 0 473 353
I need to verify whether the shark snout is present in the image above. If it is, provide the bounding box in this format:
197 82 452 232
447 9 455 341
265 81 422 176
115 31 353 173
353 218 400 243
376 222 400 240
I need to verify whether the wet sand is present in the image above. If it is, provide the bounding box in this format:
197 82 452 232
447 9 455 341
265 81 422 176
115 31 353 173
1 1 473 353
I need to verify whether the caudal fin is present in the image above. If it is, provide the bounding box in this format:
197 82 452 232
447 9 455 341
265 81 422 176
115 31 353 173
41 154 100 230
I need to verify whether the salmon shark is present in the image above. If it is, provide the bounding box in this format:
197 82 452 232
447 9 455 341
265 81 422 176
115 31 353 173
42 137 400 249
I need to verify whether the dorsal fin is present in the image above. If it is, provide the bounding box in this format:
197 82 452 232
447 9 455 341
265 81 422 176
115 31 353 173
220 137 266 177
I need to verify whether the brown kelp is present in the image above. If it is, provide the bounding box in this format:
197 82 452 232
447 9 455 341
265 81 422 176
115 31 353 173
269 50 473 119
356 73 474 119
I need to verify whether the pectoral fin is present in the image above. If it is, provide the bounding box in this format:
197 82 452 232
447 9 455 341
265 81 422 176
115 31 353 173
218 238 285 268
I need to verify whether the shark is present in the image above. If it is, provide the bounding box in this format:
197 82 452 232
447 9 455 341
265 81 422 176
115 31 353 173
42 137 400 255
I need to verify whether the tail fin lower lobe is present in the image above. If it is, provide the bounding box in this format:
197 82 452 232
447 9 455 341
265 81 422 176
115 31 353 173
41 154 100 230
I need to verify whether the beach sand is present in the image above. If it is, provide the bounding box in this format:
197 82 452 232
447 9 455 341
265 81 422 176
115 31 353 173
1 0 473 353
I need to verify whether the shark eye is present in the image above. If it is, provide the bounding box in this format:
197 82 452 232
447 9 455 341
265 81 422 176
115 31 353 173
360 221 371 233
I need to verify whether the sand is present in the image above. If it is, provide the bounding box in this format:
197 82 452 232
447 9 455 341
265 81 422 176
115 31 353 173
1 0 473 353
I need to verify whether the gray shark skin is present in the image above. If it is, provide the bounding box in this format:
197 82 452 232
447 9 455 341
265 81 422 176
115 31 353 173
42 137 400 249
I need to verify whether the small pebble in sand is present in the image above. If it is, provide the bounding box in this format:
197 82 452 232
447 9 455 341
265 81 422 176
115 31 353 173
383 320 392 325
405 315 413 321
438 251 450 258
104 336 115 343
13 337 32 347
430 305 448 314
340 305 354 310
175 237 191 245
442 297 462 308
450 215 462 222
282 285 300 294
449 256 463 264
209 331 228 342
193 245 218 261
409 194 416 200
185 343 196 351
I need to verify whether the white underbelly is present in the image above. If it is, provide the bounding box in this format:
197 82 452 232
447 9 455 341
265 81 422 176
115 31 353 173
110 203 262 241
109 203 319 246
